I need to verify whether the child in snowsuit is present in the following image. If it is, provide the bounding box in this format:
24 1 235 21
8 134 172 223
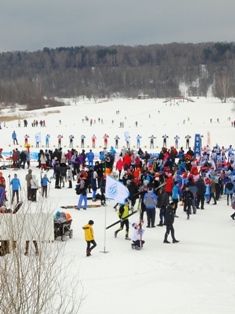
82 220 97 257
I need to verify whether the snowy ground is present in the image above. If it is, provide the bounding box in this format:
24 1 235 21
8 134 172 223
0 97 235 314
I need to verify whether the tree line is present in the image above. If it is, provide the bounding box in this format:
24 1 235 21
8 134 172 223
0 42 235 108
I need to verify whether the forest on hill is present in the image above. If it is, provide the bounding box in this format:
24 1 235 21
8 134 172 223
0 42 234 109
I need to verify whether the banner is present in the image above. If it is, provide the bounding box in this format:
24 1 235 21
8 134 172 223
194 134 201 157
105 175 129 204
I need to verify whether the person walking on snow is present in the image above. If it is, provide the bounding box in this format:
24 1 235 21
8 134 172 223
82 220 97 257
163 202 179 243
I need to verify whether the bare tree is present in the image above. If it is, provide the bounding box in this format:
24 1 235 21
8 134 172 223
0 203 83 314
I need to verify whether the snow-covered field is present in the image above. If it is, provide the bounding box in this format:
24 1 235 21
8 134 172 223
0 97 235 314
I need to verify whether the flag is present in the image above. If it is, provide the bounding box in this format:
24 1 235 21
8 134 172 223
105 175 129 204
35 132 41 143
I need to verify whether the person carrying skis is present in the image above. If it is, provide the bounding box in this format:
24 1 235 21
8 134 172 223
114 199 131 240
82 220 97 257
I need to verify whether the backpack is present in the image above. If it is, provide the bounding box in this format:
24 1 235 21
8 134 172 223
75 184 81 195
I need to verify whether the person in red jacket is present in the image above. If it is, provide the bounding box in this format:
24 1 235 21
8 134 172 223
116 157 124 181
165 174 174 198
123 153 131 169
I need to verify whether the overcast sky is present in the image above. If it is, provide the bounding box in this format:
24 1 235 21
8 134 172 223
0 0 234 52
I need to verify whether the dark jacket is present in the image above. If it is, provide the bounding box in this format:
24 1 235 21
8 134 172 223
165 205 175 225
182 189 194 205
157 190 169 208
196 178 206 195
128 181 139 201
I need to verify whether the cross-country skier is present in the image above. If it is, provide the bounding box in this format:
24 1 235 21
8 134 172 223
149 135 156 149
114 199 131 240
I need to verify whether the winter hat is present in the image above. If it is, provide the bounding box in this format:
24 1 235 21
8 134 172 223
56 211 61 216
89 220 94 225
132 223 137 228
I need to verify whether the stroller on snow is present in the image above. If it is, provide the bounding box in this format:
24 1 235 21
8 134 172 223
54 211 73 241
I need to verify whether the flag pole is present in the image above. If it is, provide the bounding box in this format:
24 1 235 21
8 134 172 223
100 201 109 254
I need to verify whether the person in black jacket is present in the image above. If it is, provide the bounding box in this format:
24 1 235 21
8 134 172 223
182 184 194 219
195 176 206 209
157 187 169 226
127 179 139 210
163 202 179 244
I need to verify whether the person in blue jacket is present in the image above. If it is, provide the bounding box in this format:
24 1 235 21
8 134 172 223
86 150 95 167
10 173 21 204
12 131 18 145
143 186 158 228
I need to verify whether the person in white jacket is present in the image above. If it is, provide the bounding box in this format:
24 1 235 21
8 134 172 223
30 175 39 202
131 223 145 250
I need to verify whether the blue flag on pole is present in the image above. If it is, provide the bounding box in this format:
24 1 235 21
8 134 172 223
105 175 130 204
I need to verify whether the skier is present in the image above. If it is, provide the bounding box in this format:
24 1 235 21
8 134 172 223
163 202 179 243
35 133 41 148
81 134 86 148
185 135 191 149
82 220 97 257
103 134 109 147
149 135 156 149
57 134 63 148
12 131 18 145
114 199 131 240
136 135 142 149
124 132 130 149
69 135 74 148
174 135 180 149
162 134 169 147
45 134 50 148
91 135 97 148
114 135 120 149
24 134 30 145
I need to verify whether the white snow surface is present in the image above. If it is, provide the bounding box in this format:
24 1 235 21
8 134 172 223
0 97 235 314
